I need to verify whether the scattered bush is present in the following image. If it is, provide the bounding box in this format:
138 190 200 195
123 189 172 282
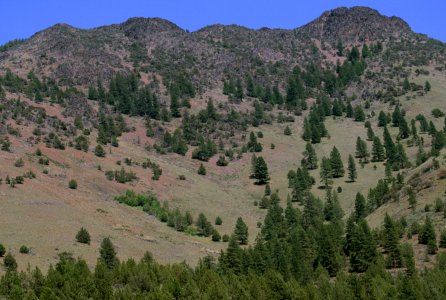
19 245 29 254
3 253 17 271
76 227 91 245
14 158 24 167
68 179 78 189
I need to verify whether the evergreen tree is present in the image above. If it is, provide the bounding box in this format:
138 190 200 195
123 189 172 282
324 189 344 222
320 157 333 188
424 81 431 92
355 137 369 162
392 143 409 170
354 192 367 221
234 217 249 245
419 216 436 245
253 157 269 185
284 126 292 136
398 117 410 139
94 145 106 157
378 111 388 127
349 219 378 272
99 237 118 269
407 188 417 212
329 146 344 178
347 154 357 182
170 94 181 118
383 126 396 162
76 227 91 245
301 142 318 170
371 136 386 162
383 214 402 268
353 106 365 122
367 126 375 141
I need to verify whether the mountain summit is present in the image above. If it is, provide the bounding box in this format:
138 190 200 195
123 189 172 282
297 6 413 43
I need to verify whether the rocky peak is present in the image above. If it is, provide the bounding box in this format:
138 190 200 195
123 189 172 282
297 6 413 44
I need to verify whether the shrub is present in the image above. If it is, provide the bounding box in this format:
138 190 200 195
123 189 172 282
178 175 186 180
68 179 78 189
216 155 228 166
215 216 222 225
212 230 221 242
0 244 5 257
435 198 444 212
19 245 29 254
94 145 106 157
432 108 445 118
76 227 91 244
3 253 17 271
284 126 292 136
197 164 206 175
222 234 229 242
14 158 24 167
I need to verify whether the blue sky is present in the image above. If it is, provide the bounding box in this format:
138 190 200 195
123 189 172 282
1 0 445 45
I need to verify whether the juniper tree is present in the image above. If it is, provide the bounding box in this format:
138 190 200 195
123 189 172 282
76 227 91 245
347 154 357 182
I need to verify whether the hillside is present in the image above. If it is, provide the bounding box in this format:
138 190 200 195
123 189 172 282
0 5 446 290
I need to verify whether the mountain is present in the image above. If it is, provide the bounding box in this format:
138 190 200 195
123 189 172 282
0 5 446 281
0 6 428 88
297 6 413 43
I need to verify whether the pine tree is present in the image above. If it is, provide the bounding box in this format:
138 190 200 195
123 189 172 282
419 216 436 245
399 117 410 139
407 188 417 212
170 94 181 118
367 126 375 141
324 189 344 222
99 237 118 269
320 157 333 188
301 142 318 170
371 136 385 162
329 146 344 178
355 137 369 162
253 156 269 185
348 154 357 182
284 126 292 136
354 106 365 122
383 126 396 162
234 217 249 245
383 214 402 268
354 193 367 221
378 111 388 127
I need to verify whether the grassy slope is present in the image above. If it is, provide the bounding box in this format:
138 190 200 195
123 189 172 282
0 68 445 272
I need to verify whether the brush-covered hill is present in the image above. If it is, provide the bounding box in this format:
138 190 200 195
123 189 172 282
0 5 446 279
